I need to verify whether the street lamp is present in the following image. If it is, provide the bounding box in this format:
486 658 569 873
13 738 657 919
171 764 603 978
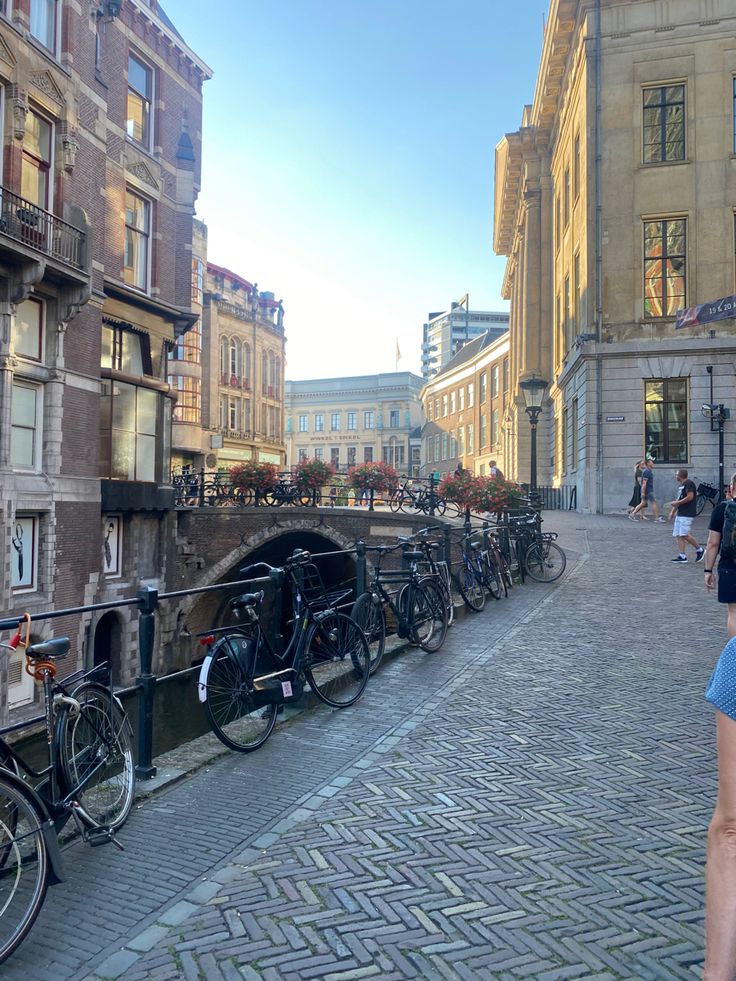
519 374 549 498
701 402 731 501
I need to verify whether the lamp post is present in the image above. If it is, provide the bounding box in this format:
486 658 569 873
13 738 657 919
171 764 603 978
519 374 549 502
701 402 731 501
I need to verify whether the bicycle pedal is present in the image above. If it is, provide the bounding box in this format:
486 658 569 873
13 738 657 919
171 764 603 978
86 827 124 850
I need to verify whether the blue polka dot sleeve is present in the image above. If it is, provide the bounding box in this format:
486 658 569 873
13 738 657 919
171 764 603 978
706 638 736 720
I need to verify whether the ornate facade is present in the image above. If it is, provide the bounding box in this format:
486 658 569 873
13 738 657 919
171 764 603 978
494 0 736 511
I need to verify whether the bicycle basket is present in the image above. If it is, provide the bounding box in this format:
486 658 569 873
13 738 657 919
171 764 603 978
697 482 718 499
296 562 330 608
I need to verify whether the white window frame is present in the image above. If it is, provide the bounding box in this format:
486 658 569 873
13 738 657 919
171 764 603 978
13 297 44 362
29 0 60 56
127 50 155 151
11 381 42 470
124 187 152 293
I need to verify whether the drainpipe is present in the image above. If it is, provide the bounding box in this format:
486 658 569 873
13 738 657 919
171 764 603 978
594 0 604 513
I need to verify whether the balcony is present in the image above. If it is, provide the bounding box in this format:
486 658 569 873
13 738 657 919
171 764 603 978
0 186 87 272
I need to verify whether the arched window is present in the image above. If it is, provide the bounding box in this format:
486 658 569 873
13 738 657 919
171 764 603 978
219 337 229 380
242 343 251 388
274 357 281 391
229 338 240 379
261 351 268 394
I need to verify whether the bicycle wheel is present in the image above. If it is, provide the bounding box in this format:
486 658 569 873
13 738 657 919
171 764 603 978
407 581 448 652
350 593 386 675
0 777 49 966
389 492 402 513
432 497 447 516
489 549 510 596
305 612 370 707
454 563 486 612
515 539 526 584
261 489 280 507
480 554 503 600
201 636 278 752
524 540 567 583
57 682 135 831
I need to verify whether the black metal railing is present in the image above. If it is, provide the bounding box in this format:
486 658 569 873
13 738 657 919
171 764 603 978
0 185 86 270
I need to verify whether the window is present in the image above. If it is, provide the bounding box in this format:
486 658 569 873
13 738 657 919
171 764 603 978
330 412 340 431
643 218 686 318
458 387 465 411
426 437 433 463
441 395 448 417
314 413 324 432
441 433 448 460
458 427 465 456
562 406 569 472
315 447 323 461
191 258 204 305
171 319 201 364
564 275 571 351
101 380 165 482
11 515 38 593
573 132 580 199
573 251 580 337
644 378 688 463
364 410 374 429
571 398 579 470
124 190 151 291
21 109 52 211
479 415 486 449
347 446 356 467
102 325 146 375
347 411 357 431
127 53 153 148
426 402 432 422
479 372 487 404
434 434 440 461
449 431 457 458
389 409 400 428
171 376 200 424
643 85 685 163
563 167 570 227
364 446 373 463
14 298 43 361
449 391 456 414
491 365 499 398
434 399 439 419
491 408 499 447
734 78 736 154
467 383 474 407
298 414 308 432
555 194 561 251
11 382 41 469
466 423 474 453
331 447 340 467
298 448 308 463
29 0 57 52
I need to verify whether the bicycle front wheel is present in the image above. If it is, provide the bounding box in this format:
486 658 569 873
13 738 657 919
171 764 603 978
0 777 49 966
524 540 567 583
201 637 278 753
57 682 135 831
305 613 370 707
455 563 486 612
480 554 503 600
408 581 448 652
350 593 386 675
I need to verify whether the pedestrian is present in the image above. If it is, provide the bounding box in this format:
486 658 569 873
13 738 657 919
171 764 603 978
667 468 704 563
703 631 736 975
455 462 466 476
627 459 643 514
489 459 505 480
329 484 337 508
703 472 736 639
630 456 663 521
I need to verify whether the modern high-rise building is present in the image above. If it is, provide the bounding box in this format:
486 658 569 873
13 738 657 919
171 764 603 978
421 301 509 380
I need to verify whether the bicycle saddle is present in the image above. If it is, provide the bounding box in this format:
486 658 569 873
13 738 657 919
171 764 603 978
403 551 425 562
26 637 71 659
230 591 264 611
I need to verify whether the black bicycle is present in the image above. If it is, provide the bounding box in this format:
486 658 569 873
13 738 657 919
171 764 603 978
696 481 721 515
351 541 449 673
262 480 313 507
0 614 135 964
454 533 489 612
507 514 567 583
197 550 371 752
389 480 447 516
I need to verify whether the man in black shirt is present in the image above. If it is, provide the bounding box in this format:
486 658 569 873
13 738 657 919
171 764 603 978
668 468 704 563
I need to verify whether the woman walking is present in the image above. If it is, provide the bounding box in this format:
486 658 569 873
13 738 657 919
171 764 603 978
627 460 643 517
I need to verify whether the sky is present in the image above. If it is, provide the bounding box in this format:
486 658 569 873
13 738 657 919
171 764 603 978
171 1 548 380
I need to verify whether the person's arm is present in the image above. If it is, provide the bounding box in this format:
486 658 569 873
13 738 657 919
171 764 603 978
704 529 721 590
641 476 649 497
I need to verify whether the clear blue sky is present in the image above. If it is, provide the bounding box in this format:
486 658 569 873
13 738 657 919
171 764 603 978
171 1 547 379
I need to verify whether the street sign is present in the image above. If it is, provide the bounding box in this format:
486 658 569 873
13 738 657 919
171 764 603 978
606 415 625 422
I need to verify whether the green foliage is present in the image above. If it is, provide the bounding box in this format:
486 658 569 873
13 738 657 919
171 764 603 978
229 460 279 491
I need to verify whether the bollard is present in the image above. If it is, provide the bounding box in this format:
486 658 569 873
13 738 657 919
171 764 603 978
135 585 158 780
368 487 375 512
428 473 436 516
464 506 472 535
355 540 366 596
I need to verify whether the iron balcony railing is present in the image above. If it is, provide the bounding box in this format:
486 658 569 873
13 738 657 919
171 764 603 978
0 185 86 270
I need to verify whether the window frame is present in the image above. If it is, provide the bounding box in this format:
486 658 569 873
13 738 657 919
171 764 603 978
127 50 154 151
11 381 42 471
643 83 686 164
11 514 39 593
29 0 59 54
13 297 44 362
124 188 152 293
21 107 53 212
644 377 688 464
643 217 687 319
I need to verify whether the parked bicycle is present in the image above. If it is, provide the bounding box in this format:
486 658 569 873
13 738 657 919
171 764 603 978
197 550 370 753
0 614 135 965
389 479 447 516
696 481 722 515
351 540 449 673
262 479 314 507
507 513 567 583
454 532 492 612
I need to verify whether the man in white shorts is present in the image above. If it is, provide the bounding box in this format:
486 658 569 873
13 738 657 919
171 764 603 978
668 468 705 563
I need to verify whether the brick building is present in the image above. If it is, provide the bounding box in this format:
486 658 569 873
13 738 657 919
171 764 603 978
0 0 210 712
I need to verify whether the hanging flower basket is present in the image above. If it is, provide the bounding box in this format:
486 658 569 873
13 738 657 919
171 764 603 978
347 461 399 494
293 459 336 491
469 475 526 513
438 472 479 508
229 460 279 493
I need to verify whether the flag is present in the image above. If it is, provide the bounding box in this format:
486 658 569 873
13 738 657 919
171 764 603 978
396 340 402 362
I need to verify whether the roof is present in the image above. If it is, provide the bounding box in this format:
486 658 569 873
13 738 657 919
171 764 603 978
433 327 509 378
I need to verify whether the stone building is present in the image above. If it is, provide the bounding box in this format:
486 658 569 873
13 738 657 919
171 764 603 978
421 330 510 478
284 373 424 476
0 0 210 712
494 0 736 511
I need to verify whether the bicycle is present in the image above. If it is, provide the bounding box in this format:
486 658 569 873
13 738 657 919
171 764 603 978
407 526 456 626
389 480 447 516
696 481 722 516
453 533 489 612
507 513 567 583
351 541 449 672
262 479 313 507
197 550 371 753
0 613 135 964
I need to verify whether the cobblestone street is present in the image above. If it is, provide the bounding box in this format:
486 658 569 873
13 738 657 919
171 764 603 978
6 512 725 980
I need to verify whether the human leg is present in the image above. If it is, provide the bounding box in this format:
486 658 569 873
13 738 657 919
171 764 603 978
705 710 736 979
729 605 736 641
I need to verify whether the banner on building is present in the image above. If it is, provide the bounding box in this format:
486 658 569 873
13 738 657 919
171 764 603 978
675 294 736 330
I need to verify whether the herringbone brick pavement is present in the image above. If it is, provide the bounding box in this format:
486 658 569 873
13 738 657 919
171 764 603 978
72 512 722 981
